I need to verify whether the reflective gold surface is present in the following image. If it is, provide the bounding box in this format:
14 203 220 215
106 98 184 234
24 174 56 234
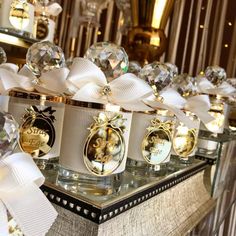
83 112 126 176
142 118 173 165
19 106 55 157
173 124 197 158
9 0 30 30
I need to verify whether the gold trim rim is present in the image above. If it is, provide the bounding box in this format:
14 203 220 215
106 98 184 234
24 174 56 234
9 90 65 103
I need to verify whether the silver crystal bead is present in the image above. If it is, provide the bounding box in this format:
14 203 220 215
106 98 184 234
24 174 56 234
139 61 172 94
84 42 129 82
165 62 178 78
205 66 226 86
172 74 197 97
26 41 65 76
0 112 18 159
0 47 7 64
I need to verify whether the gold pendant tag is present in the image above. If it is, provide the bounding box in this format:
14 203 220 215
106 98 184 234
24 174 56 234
173 124 197 158
9 0 30 30
19 106 56 158
84 112 126 176
36 17 49 40
142 118 173 165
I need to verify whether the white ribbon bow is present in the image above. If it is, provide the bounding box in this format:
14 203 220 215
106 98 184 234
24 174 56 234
35 2 62 17
0 153 57 236
47 3 62 16
0 64 34 94
67 58 153 111
197 77 236 97
144 88 213 128
0 63 69 96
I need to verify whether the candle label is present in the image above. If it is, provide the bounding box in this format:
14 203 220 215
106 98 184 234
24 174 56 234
36 17 49 40
9 0 30 30
173 124 197 158
84 112 126 176
19 106 56 158
142 118 173 165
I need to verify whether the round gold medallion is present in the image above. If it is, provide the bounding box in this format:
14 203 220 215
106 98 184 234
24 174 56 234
36 18 49 40
173 125 197 158
83 113 126 176
142 118 173 165
19 106 56 158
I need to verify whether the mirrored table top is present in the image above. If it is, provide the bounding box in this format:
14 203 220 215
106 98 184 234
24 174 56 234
41 157 208 223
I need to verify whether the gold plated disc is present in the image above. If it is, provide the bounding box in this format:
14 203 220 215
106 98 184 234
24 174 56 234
83 112 126 176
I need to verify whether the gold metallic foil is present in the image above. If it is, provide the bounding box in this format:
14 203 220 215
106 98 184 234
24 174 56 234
173 124 197 158
142 118 173 165
19 106 56 157
83 112 126 176
9 0 30 30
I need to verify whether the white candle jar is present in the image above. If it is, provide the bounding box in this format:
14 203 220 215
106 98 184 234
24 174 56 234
197 96 229 157
57 99 132 196
126 109 176 177
8 90 65 169
172 111 200 162
0 0 35 37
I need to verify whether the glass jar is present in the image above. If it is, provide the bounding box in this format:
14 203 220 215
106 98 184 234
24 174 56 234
172 111 200 162
57 99 132 196
126 109 176 177
8 90 65 169
197 95 229 157
228 103 236 133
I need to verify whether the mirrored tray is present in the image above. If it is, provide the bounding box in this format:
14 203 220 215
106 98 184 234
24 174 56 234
0 27 37 48
40 157 208 224
196 130 236 164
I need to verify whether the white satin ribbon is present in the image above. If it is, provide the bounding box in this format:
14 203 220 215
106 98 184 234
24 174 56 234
20 65 70 95
0 153 57 236
67 58 153 111
185 95 213 124
0 63 69 96
0 64 34 94
197 77 236 96
47 3 62 16
144 88 213 128
35 2 62 17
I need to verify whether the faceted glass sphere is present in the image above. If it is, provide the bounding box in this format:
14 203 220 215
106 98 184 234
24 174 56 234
172 74 197 97
205 66 226 86
165 62 178 79
84 42 129 82
128 61 141 76
139 62 171 94
26 41 65 76
0 47 7 64
0 112 19 159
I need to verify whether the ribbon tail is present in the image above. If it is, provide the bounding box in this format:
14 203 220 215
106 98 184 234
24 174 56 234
1 183 57 236
0 200 8 236
144 99 197 129
168 105 198 129
188 107 214 124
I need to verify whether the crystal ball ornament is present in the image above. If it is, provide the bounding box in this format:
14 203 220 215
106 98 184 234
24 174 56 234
172 74 197 97
26 41 65 76
165 62 178 79
0 47 7 64
128 61 141 76
205 66 226 86
0 112 18 159
84 42 129 82
139 62 171 95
